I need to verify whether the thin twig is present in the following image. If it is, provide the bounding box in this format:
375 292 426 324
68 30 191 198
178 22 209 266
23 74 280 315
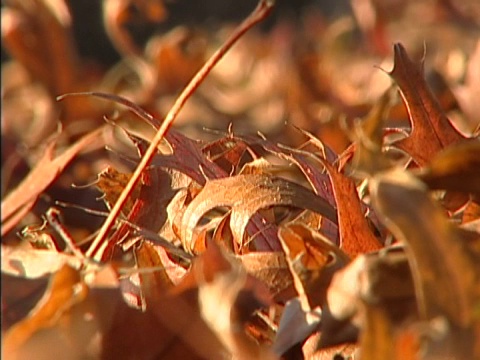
68 0 274 260
45 207 86 259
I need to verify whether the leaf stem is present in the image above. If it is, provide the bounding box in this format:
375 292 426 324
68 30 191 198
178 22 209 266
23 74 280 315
85 0 275 260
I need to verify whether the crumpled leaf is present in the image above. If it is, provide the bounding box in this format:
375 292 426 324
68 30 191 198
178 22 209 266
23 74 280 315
359 305 420 360
103 287 226 360
202 133 253 175
132 241 175 309
351 88 394 176
243 132 337 207
94 140 192 260
3 261 227 360
180 173 338 253
389 43 466 166
128 128 225 185
1 127 104 235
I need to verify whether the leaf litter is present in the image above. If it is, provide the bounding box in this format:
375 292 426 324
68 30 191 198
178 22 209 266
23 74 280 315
2 0 480 359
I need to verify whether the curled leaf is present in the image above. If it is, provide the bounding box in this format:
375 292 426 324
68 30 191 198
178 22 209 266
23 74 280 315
180 174 338 253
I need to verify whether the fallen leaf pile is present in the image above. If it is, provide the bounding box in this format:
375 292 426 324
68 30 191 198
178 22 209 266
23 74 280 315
2 0 480 359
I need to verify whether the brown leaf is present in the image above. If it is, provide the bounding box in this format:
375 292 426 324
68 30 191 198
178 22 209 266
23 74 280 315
180 174 338 253
278 223 349 312
369 168 479 330
97 164 190 260
321 247 418 350
127 129 223 185
238 251 296 302
103 289 226 360
93 266 226 360
92 264 225 360
1 0 79 96
147 28 206 92
319 157 383 257
417 140 480 197
243 132 337 207
103 0 167 58
3 265 89 359
351 88 393 176
389 43 466 166
1 127 104 235
175 242 275 359
244 133 341 242
202 134 253 175
304 337 357 360
359 305 406 360
133 241 175 308
462 199 480 225
95 166 140 216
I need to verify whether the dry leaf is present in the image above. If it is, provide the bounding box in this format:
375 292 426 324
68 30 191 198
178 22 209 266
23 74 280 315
238 251 295 302
369 168 480 358
278 223 349 312
319 157 383 257
3 265 90 359
389 43 466 166
180 174 338 253
417 140 480 196
176 242 275 359
1 127 104 235
1 244 82 279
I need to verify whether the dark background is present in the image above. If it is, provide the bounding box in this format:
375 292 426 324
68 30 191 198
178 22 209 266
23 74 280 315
2 0 351 65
